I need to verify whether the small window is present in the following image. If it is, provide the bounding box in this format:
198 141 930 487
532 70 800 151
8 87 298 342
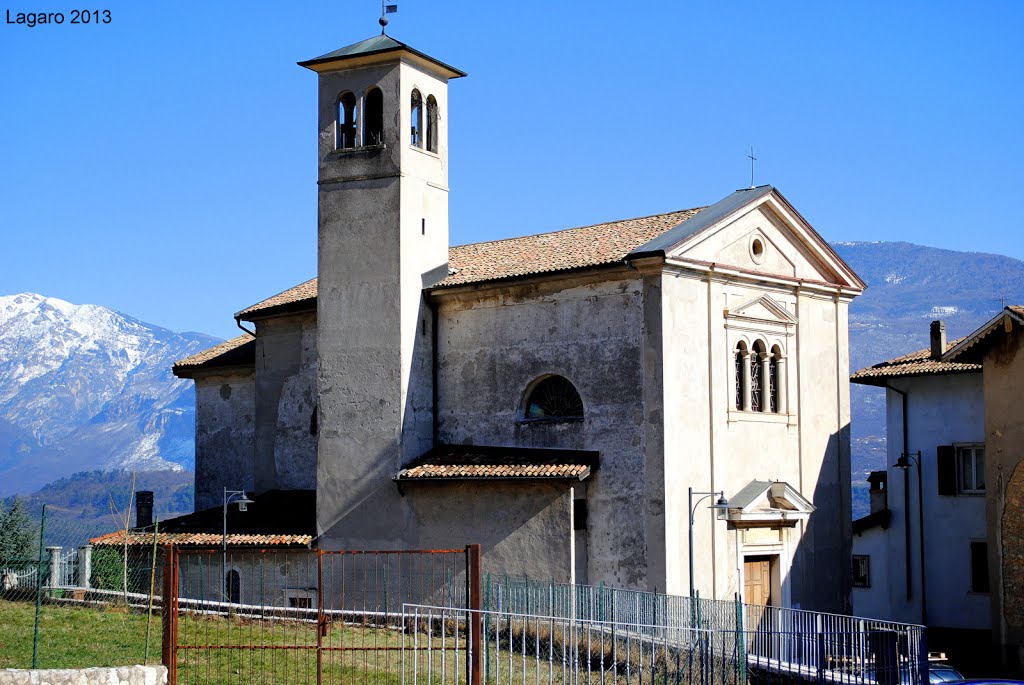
225 569 241 604
522 375 584 422
852 555 870 588
364 87 384 146
289 596 313 609
337 92 358 150
573 499 588 531
750 340 766 412
970 541 990 593
734 342 747 410
410 89 423 147
958 445 985 494
426 95 439 153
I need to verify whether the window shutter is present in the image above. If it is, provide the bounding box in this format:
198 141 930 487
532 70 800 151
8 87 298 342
937 445 957 496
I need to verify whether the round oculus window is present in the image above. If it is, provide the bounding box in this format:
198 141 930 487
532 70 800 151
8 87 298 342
750 234 767 264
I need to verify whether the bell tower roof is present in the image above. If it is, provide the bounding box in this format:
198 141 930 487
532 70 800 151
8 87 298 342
298 35 466 79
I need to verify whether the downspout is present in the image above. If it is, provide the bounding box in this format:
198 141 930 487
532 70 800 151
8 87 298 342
889 384 912 602
234 315 256 337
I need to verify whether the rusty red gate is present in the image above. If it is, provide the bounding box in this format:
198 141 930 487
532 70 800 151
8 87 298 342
162 545 482 685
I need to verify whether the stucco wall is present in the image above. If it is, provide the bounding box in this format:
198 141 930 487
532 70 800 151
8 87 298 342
193 369 256 511
867 374 988 629
435 272 653 589
254 312 317 493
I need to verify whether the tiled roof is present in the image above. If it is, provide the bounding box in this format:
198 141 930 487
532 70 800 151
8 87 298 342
92 490 316 548
945 306 1024 364
236 277 318 319
173 334 255 374
90 531 313 547
850 338 980 386
234 209 703 320
853 509 891 536
395 445 598 482
438 208 704 287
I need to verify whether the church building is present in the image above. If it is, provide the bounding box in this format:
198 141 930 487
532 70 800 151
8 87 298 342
172 33 866 613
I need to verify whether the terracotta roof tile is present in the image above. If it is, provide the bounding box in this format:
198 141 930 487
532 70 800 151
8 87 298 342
395 444 598 481
234 208 704 320
850 337 980 386
173 334 255 372
945 306 1024 363
90 531 313 547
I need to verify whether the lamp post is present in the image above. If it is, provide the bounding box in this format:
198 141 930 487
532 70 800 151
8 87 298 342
688 487 729 598
222 488 253 602
894 451 926 624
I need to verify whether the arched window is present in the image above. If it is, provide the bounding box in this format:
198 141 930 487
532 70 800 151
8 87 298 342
750 340 766 412
364 87 384 146
410 89 423 147
769 345 782 413
734 342 747 410
426 95 439 153
225 569 241 604
522 375 584 421
337 92 358 150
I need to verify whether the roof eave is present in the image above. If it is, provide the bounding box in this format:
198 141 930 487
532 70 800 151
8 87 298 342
298 46 467 79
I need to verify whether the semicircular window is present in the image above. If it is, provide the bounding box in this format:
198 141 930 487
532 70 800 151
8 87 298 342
524 376 584 421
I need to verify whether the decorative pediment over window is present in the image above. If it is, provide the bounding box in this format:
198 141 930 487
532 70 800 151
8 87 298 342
725 480 814 527
725 295 798 327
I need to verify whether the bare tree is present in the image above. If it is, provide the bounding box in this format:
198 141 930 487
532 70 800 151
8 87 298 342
107 470 136 603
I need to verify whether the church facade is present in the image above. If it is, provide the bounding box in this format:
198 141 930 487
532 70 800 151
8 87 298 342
173 34 865 613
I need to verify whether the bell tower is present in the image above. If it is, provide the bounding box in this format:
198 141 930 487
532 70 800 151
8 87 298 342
299 37 465 546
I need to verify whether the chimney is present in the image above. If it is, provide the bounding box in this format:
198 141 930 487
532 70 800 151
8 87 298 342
135 491 154 529
930 320 946 360
867 471 888 514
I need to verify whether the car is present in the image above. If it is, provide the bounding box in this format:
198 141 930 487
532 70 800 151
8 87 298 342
864 662 965 684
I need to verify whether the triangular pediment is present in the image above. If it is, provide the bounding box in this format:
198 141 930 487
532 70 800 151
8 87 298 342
725 480 814 525
645 187 864 291
726 294 797 325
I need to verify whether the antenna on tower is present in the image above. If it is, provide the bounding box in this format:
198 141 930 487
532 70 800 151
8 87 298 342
380 0 398 33
747 146 757 188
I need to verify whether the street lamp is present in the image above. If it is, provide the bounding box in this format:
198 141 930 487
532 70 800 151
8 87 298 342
222 488 253 602
894 451 926 625
688 487 730 598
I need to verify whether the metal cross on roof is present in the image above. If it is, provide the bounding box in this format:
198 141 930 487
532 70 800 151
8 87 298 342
747 146 757 188
379 0 398 33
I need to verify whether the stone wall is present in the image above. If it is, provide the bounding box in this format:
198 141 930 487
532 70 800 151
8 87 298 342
0 665 166 685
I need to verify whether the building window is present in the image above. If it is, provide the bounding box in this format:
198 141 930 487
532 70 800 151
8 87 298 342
852 555 870 588
364 87 384 146
289 596 313 609
410 89 423 147
337 92 358 150
750 340 766 412
958 445 985 494
522 375 584 422
225 569 241 604
735 342 747 410
769 345 781 413
426 95 439 152
971 541 990 593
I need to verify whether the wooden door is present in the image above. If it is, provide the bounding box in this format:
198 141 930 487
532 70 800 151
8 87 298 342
744 557 773 607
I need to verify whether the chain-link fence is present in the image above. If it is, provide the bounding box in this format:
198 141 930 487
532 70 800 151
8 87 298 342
0 501 166 670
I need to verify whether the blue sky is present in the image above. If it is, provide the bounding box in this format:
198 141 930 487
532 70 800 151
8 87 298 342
1 1 1021 340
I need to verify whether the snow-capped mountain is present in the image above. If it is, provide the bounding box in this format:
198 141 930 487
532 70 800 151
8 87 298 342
0 293 219 496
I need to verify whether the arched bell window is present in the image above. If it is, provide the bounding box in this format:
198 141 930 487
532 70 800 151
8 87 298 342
337 92 358 150
769 345 782 413
426 95 439 153
750 340 766 412
522 375 584 422
734 342 748 410
410 89 423 147
364 87 384 146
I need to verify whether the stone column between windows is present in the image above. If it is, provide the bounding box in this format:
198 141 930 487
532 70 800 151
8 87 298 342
777 356 788 415
741 350 752 411
760 353 771 413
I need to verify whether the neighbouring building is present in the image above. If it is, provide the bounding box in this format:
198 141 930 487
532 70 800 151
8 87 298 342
944 306 1024 672
163 32 865 612
849 321 988 654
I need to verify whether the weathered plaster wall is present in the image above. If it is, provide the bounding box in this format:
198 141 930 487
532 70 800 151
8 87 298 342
407 482 574 582
435 272 653 589
868 374 987 629
982 325 1024 666
851 524 890 619
0 666 167 685
193 370 255 511
254 312 317 493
